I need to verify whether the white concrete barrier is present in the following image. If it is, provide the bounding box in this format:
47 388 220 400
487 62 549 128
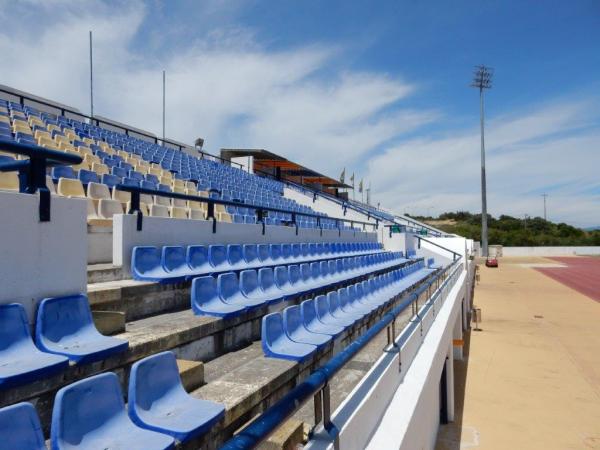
0 192 88 324
502 246 600 256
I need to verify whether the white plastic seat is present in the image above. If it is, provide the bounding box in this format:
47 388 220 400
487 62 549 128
0 172 20 191
57 178 85 198
188 208 206 220
169 206 188 219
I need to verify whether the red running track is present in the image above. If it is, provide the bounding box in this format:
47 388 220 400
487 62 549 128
536 257 600 302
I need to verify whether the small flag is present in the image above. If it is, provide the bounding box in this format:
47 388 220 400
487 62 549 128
340 168 345 184
358 179 363 193
350 173 355 186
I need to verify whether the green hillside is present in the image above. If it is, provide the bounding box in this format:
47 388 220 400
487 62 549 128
410 211 600 247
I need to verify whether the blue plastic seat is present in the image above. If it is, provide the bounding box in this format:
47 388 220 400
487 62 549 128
315 295 348 328
191 276 246 318
187 245 210 274
262 313 316 362
258 268 282 303
128 351 224 442
132 246 167 280
227 244 244 269
327 292 360 325
269 244 282 262
274 266 294 296
243 244 258 265
162 246 190 279
288 265 303 291
51 372 175 450
35 295 128 364
51 166 75 182
218 273 264 308
283 305 331 349
339 286 372 315
101 173 121 188
239 270 269 303
78 169 99 185
281 244 292 261
0 303 69 389
300 299 344 337
0 402 46 450
208 245 228 271
112 166 128 178
257 244 270 263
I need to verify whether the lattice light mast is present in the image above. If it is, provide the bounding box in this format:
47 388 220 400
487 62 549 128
471 65 493 257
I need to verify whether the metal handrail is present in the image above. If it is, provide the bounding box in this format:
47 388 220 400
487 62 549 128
220 259 463 449
0 139 83 221
116 184 380 235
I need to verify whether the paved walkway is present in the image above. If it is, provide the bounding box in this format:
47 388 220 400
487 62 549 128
436 256 600 450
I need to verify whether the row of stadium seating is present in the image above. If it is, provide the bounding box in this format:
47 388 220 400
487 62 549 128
0 100 351 229
262 260 429 361
0 296 127 389
0 351 224 450
191 251 405 317
132 241 382 282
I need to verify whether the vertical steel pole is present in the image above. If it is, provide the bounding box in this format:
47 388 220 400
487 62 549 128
89 31 94 118
480 86 488 257
162 70 166 143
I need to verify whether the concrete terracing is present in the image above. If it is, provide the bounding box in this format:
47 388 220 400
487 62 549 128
436 256 600 450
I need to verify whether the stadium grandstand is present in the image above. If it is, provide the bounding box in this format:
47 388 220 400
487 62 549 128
0 83 476 450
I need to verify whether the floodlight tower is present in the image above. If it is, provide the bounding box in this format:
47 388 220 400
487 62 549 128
471 65 493 257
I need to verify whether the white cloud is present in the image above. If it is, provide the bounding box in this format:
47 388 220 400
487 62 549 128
0 1 597 227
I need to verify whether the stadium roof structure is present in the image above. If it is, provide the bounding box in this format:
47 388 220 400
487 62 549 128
220 148 352 189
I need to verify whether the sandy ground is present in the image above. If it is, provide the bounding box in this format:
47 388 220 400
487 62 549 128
436 256 600 450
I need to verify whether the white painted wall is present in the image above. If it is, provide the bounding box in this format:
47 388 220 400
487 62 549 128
88 227 112 264
113 214 377 271
0 192 88 324
231 156 253 174
502 246 600 256
305 264 468 450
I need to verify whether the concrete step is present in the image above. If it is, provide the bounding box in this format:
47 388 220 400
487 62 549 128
87 263 126 284
258 419 305 450
87 278 190 321
178 359 205 392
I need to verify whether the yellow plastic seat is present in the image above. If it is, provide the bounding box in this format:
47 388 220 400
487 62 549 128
149 166 162 176
172 187 186 207
88 199 124 226
58 142 76 152
170 206 188 219
83 137 95 145
159 176 171 185
149 203 169 218
87 182 111 209
155 194 171 207
112 188 131 206
57 178 85 198
46 124 61 133
0 115 10 124
188 208 206 220
92 162 109 176
172 179 185 190
0 172 20 191
218 212 232 223
34 130 51 141
84 154 101 166
133 165 148 175
54 135 71 146
77 146 93 156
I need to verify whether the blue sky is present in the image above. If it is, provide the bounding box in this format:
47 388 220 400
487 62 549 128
0 0 599 226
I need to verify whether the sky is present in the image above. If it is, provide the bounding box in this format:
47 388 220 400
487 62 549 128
0 0 599 226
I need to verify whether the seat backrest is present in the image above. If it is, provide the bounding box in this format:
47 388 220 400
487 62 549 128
288 265 301 285
0 303 31 352
257 244 270 262
274 266 290 290
291 244 301 259
282 305 302 336
281 244 292 260
98 199 123 219
310 262 320 280
262 313 284 347
300 243 310 257
162 246 186 272
57 178 85 198
0 402 46 450
319 261 329 278
187 245 208 270
300 263 311 282
243 244 258 264
150 203 169 217
300 299 318 326
240 270 259 296
78 169 99 185
191 276 218 312
270 244 282 261
337 287 350 309
51 372 128 449
217 272 240 301
209 245 227 268
227 244 243 266
315 295 332 322
132 246 161 275
258 267 275 292
101 173 120 188
128 351 186 413
328 260 337 275
327 291 340 313
36 295 92 345
308 243 317 256
87 182 110 200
